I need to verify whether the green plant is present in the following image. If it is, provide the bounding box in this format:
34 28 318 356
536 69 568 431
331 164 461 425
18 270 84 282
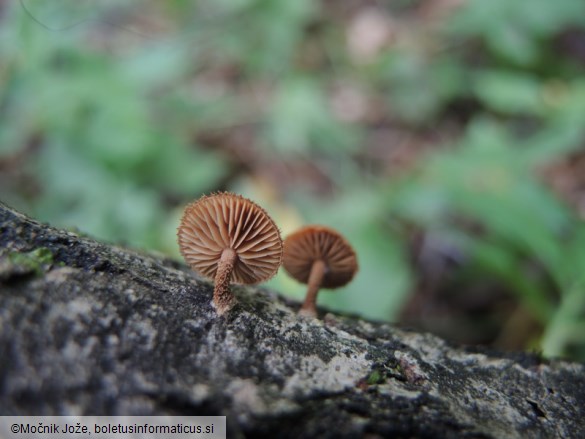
386 119 585 358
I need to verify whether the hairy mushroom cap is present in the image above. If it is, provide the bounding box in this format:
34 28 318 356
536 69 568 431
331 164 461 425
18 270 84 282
177 193 283 313
283 225 358 289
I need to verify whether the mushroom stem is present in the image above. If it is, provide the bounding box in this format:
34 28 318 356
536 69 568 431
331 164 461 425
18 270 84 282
213 248 237 315
299 259 326 317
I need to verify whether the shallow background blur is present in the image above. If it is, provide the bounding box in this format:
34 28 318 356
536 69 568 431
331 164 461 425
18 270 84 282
2 0 585 361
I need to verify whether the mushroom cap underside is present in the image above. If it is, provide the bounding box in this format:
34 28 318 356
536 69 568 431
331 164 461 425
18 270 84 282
178 193 283 284
283 225 358 288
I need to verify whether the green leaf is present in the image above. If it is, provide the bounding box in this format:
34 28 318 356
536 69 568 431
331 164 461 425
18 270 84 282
266 77 357 154
473 71 544 115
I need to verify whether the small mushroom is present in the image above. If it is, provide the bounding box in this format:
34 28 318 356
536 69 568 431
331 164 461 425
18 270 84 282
177 193 283 315
283 225 358 317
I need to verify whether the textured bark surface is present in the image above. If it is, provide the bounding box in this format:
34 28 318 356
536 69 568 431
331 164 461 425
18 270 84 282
0 202 584 439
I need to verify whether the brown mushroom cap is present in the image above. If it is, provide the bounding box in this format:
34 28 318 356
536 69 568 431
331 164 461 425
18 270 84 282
177 193 283 285
283 225 358 289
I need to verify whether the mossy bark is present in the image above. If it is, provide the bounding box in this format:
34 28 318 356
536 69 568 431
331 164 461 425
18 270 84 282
0 202 584 438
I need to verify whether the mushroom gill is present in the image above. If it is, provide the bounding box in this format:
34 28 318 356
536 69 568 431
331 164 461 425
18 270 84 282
178 192 283 315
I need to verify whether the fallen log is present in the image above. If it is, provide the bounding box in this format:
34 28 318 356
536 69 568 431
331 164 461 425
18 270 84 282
1 202 583 438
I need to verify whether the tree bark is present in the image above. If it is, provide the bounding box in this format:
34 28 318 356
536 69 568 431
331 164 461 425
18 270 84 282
0 202 583 438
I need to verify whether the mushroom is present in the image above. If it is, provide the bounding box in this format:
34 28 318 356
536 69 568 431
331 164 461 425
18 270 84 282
177 193 283 315
283 225 358 317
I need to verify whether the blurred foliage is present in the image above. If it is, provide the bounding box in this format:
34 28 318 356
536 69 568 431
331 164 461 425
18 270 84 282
1 0 585 360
